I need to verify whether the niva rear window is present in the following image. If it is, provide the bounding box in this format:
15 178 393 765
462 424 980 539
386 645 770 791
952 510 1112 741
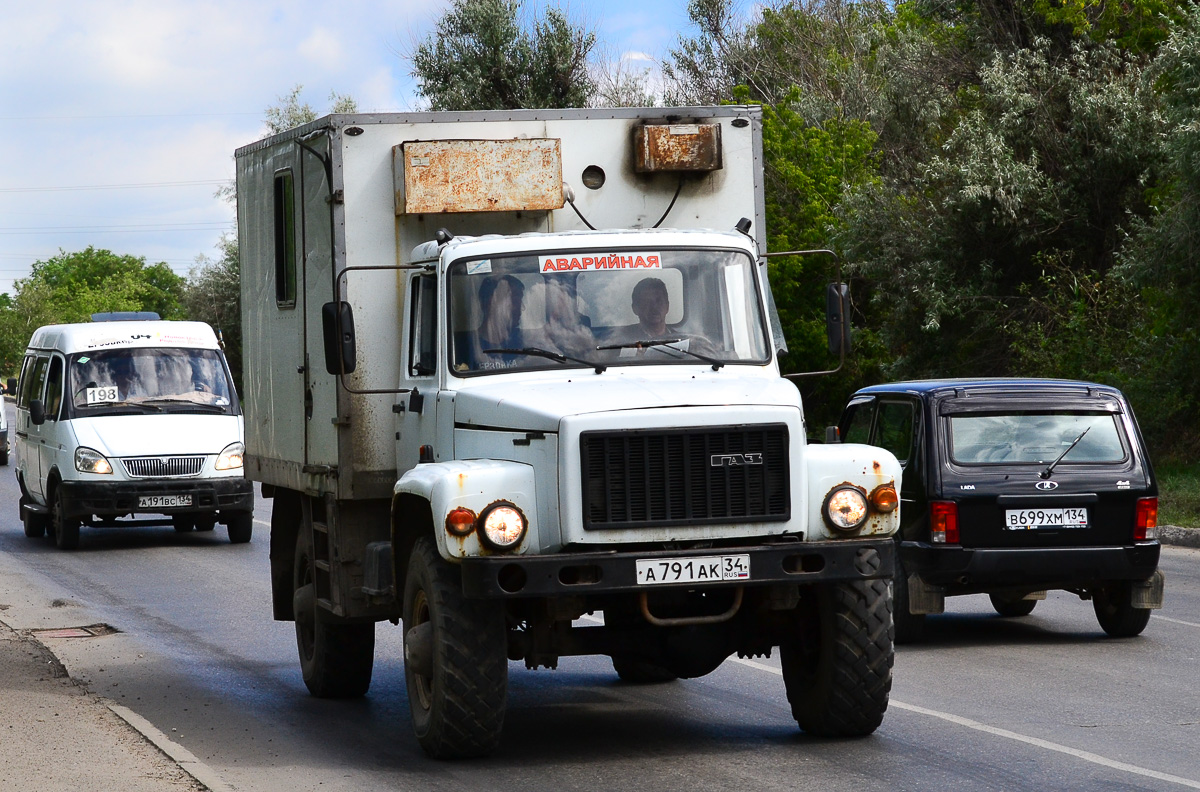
948 412 1126 465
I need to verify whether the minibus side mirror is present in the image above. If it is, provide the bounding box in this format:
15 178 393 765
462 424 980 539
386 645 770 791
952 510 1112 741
29 399 45 425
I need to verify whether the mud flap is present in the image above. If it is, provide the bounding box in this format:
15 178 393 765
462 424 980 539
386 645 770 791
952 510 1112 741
1131 569 1165 609
908 574 945 614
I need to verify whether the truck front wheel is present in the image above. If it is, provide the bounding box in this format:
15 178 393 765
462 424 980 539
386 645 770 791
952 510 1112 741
403 536 507 759
781 579 893 737
292 530 375 698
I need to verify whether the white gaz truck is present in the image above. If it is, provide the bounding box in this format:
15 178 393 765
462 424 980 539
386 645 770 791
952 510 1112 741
236 106 902 758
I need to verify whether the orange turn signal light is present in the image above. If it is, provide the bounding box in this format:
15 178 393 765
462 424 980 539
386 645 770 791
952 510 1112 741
870 482 899 513
445 506 477 537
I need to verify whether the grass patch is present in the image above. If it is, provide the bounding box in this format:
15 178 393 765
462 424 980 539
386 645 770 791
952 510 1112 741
1157 461 1200 529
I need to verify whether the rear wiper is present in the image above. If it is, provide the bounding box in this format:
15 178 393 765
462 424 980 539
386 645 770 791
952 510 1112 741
484 347 607 374
1041 427 1091 479
595 338 725 371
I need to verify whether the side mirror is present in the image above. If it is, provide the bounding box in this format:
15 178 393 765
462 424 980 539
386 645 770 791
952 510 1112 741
6 377 16 394
30 399 45 426
322 301 357 375
826 283 851 357
825 425 841 444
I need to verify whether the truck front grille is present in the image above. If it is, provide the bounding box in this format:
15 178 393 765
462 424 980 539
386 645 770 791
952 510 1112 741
581 424 790 530
122 456 206 478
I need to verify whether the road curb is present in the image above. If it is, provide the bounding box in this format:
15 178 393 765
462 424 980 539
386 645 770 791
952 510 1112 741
1159 524 1200 549
107 704 235 792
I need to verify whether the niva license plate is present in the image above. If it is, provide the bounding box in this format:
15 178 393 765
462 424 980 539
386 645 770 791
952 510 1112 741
139 494 193 509
636 554 750 585
1005 507 1088 530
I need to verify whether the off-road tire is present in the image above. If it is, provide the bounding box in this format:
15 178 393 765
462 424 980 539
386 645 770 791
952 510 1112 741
293 530 375 698
20 494 46 539
403 536 507 759
990 593 1037 618
50 486 80 550
781 579 894 737
892 551 926 644
1093 582 1151 638
226 512 253 544
611 655 679 684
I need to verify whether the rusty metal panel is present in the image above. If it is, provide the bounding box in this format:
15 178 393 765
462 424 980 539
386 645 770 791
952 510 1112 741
634 123 723 173
395 139 564 214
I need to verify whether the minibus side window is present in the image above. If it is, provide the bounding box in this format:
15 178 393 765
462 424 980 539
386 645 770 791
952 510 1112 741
21 356 49 409
44 356 65 420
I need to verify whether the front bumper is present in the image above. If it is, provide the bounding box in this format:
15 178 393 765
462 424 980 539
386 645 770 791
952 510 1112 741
460 538 894 599
901 540 1160 593
58 477 254 521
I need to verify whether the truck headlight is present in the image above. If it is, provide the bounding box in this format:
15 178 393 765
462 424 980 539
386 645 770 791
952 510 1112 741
478 502 526 550
75 446 113 474
215 442 245 470
823 485 868 533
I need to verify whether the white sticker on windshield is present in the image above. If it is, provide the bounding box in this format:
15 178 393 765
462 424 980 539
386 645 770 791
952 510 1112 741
541 253 661 273
467 260 493 275
86 386 120 404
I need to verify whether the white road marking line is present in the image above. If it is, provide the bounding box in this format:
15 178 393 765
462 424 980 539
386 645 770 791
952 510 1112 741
1152 614 1200 628
254 518 270 528
728 656 1200 789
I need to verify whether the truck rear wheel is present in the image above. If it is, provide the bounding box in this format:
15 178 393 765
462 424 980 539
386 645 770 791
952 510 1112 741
1093 582 1151 637
781 579 893 737
403 536 507 759
611 654 679 684
892 551 925 644
292 530 375 698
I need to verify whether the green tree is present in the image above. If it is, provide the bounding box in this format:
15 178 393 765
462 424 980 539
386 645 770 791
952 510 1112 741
411 0 596 110
0 247 187 376
184 234 243 393
265 84 359 135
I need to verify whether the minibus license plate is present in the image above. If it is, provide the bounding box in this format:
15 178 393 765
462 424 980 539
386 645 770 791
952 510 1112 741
1005 507 1088 530
636 554 750 585
139 495 193 508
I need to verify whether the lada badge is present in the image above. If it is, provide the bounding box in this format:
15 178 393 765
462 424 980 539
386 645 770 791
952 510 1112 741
1035 480 1059 491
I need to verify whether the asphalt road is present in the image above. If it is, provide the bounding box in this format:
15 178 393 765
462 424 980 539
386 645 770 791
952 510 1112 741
2 428 1198 788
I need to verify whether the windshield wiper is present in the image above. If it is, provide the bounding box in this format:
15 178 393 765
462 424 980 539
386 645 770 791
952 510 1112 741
139 398 228 413
1041 426 1091 479
484 347 607 374
595 338 725 371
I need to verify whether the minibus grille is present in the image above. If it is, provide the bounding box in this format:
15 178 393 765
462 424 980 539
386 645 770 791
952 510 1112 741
122 456 206 478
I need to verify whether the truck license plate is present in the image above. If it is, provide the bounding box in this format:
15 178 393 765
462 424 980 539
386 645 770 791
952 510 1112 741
139 495 193 509
1004 507 1088 530
636 554 750 585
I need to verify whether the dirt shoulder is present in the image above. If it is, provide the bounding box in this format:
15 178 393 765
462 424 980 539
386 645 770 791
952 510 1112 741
0 620 205 792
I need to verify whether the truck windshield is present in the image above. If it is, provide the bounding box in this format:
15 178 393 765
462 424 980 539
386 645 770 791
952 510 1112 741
68 348 234 415
948 412 1127 465
448 247 769 374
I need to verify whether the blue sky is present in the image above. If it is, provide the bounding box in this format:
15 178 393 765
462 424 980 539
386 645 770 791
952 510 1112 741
0 0 700 298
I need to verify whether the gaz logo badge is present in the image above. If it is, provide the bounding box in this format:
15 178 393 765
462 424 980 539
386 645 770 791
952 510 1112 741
711 453 763 467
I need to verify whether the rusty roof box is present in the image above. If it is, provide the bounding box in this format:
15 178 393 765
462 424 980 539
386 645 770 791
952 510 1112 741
634 123 723 173
395 138 565 215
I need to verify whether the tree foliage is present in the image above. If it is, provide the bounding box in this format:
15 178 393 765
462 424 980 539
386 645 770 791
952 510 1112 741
0 247 186 376
184 234 243 393
411 0 597 110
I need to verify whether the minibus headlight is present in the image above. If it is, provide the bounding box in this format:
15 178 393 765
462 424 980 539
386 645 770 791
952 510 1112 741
215 442 245 470
75 447 113 475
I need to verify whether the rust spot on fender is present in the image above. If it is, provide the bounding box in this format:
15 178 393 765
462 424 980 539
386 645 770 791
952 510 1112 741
872 460 882 472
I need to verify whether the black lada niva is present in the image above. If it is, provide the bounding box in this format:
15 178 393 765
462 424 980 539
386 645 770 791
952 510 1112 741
838 378 1164 642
